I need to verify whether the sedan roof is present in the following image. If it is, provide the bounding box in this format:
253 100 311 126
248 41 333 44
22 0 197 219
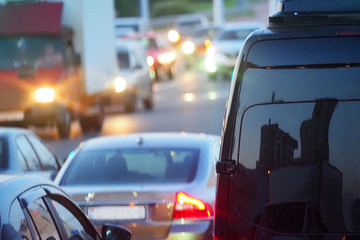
0 127 32 137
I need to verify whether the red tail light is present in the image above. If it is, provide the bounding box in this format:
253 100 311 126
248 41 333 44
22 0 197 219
173 192 213 220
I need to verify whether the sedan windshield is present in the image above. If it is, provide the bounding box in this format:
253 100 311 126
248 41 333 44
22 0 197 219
60 148 200 185
0 37 64 70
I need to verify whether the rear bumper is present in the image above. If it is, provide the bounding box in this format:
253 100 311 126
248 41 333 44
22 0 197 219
0 102 68 125
167 219 213 240
104 89 134 107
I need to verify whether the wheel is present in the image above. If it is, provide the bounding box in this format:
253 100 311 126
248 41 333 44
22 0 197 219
124 93 136 113
92 103 104 131
57 109 71 139
167 63 175 80
79 116 91 133
79 101 104 133
154 69 161 82
143 86 153 110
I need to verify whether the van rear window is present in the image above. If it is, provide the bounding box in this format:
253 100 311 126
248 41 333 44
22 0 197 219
247 37 360 67
237 100 360 234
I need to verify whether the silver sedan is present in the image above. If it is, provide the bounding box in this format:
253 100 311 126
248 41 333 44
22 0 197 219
55 132 220 240
0 127 60 179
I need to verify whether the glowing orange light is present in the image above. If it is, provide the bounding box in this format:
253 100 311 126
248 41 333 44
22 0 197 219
177 192 205 210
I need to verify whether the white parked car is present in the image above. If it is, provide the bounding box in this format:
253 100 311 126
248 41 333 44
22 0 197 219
104 40 153 112
204 22 264 80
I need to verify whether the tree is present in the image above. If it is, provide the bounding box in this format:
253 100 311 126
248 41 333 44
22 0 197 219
114 0 140 17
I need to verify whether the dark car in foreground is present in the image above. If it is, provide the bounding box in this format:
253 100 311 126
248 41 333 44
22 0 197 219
0 175 131 240
0 127 60 179
55 132 220 240
215 0 360 239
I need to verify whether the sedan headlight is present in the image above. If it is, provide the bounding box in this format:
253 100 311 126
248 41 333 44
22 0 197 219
158 51 176 64
205 45 216 56
147 56 155 67
114 77 127 93
204 57 217 73
182 41 195 55
35 87 55 103
168 29 180 43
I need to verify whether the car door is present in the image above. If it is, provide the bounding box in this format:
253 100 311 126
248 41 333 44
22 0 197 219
8 185 100 240
16 134 60 179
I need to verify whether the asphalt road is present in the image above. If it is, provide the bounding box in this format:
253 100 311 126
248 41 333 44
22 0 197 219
43 67 231 161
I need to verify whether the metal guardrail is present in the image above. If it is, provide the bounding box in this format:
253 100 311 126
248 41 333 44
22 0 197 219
149 1 250 30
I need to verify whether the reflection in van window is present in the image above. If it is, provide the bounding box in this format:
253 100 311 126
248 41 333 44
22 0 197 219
237 101 360 234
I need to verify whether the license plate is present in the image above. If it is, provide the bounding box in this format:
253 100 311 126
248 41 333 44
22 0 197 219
0 111 24 121
88 205 146 220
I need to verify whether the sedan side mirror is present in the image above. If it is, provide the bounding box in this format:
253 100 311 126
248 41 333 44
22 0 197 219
101 224 131 240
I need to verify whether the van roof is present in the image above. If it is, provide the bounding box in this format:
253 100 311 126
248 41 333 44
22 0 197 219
269 0 360 28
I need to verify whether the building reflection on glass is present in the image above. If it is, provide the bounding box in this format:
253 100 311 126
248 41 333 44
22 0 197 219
256 120 298 175
252 99 348 235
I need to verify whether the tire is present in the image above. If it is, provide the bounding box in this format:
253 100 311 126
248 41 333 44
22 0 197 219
79 116 92 134
124 93 136 113
167 63 175 80
154 69 160 82
143 86 153 110
92 104 104 131
57 109 71 139
79 101 104 133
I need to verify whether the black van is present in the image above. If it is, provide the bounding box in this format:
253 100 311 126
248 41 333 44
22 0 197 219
214 0 360 239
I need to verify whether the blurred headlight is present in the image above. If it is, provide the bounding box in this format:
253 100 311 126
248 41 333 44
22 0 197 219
182 41 195 55
168 29 180 43
204 39 212 48
204 58 217 73
35 88 55 103
158 51 176 64
147 56 155 66
114 77 127 93
206 45 216 56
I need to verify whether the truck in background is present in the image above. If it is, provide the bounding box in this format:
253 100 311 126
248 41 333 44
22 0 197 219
0 0 118 138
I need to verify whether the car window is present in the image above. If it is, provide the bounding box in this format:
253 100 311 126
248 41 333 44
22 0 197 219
60 148 200 185
51 199 95 240
140 37 157 49
17 148 29 171
0 137 9 169
27 198 60 240
16 135 41 171
9 199 35 240
218 29 254 41
117 50 130 69
27 135 58 170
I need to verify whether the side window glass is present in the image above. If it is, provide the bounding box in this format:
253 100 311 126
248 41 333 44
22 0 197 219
51 199 95 240
129 50 137 68
16 136 41 171
17 148 29 171
27 198 60 240
27 135 58 170
0 137 8 169
9 199 35 240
